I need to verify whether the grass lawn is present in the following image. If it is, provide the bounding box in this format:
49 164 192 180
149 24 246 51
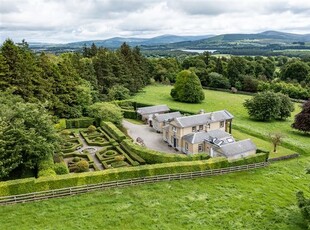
132 85 310 155
0 157 309 230
232 129 295 159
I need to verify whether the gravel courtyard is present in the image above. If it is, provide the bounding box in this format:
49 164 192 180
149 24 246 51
122 120 179 154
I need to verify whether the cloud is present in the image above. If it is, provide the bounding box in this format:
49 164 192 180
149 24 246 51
1 0 310 43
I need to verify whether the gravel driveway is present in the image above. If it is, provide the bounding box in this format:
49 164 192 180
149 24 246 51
122 120 179 154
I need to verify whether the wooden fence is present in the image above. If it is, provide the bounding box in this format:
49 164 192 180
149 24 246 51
0 162 269 206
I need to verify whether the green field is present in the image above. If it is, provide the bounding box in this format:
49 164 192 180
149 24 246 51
0 158 309 230
132 85 309 155
0 84 309 230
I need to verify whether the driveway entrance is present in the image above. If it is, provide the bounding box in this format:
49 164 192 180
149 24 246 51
122 120 178 154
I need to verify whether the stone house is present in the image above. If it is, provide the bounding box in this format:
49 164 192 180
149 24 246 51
152 112 182 133
137 105 170 126
163 110 234 151
181 129 256 159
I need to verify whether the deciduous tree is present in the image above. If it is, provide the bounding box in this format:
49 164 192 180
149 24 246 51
171 70 205 103
292 100 310 133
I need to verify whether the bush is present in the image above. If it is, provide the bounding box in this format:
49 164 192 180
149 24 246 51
72 157 80 162
108 85 130 101
76 160 89 172
87 125 97 133
54 163 69 175
243 91 294 121
88 102 123 126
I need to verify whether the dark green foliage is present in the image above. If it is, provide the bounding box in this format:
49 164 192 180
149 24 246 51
258 80 310 100
292 100 310 132
227 56 247 86
243 91 294 121
171 70 205 103
150 57 180 83
88 102 123 126
0 92 60 179
65 117 95 129
281 60 309 83
208 72 231 89
242 75 259 92
108 85 130 101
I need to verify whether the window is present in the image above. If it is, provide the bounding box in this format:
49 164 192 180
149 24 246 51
199 125 203 131
220 121 224 128
206 123 211 130
192 126 196 132
198 144 203 152
185 142 188 151
172 126 176 132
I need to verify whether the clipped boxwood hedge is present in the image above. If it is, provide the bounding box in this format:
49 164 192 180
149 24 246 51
0 152 268 196
121 139 209 164
66 117 95 129
101 121 126 142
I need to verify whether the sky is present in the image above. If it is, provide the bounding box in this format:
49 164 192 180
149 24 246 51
1 0 310 43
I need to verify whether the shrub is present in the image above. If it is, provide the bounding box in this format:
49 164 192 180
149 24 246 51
76 160 89 172
72 157 80 162
54 163 69 175
87 125 97 133
88 102 123 126
115 155 125 161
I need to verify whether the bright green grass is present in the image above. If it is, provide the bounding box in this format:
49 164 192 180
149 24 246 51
132 85 310 154
232 129 295 158
0 157 309 230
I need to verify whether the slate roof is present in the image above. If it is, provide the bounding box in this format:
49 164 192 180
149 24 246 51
153 112 182 122
137 105 170 115
217 139 256 157
173 110 233 127
183 130 233 144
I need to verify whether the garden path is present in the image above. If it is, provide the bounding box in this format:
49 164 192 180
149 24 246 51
77 134 104 170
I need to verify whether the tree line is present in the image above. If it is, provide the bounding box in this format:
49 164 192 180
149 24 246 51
0 40 152 118
151 52 310 100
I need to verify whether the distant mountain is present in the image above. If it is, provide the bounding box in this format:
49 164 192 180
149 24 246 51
65 34 214 48
162 31 310 49
27 31 310 54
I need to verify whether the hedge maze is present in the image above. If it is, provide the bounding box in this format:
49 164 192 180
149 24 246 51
59 123 145 173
